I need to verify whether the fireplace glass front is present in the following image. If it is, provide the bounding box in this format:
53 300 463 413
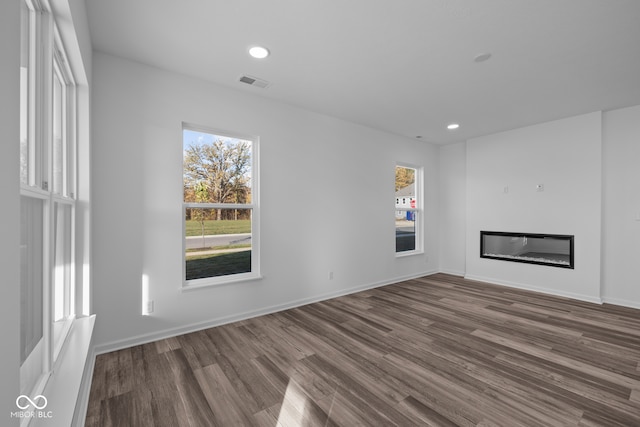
480 231 574 269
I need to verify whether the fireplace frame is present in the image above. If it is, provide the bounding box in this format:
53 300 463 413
480 231 574 269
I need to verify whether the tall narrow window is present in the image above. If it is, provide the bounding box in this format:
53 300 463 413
19 0 46 398
183 125 259 287
395 164 422 254
20 0 78 397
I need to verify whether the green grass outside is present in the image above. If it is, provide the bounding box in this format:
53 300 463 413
185 250 251 280
185 219 250 237
185 243 251 253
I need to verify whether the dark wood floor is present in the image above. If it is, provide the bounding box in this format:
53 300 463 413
86 274 640 426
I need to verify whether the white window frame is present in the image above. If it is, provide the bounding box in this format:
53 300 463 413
19 0 78 406
395 163 423 257
181 123 261 290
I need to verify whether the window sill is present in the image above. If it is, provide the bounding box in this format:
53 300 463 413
395 250 424 258
31 315 95 427
181 273 263 292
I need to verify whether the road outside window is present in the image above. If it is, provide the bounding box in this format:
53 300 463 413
183 126 259 286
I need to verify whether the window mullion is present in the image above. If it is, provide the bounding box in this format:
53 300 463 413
42 8 56 375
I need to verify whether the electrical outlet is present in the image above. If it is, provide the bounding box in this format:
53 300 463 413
536 184 544 192
146 300 154 314
328 271 334 280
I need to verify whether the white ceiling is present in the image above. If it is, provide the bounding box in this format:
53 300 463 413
85 0 640 144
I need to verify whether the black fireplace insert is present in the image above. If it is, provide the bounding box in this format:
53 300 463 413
480 231 574 269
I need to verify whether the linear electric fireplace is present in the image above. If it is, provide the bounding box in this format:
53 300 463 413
480 231 574 269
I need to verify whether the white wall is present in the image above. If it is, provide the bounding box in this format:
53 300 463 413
465 112 602 303
92 52 438 350
0 0 21 424
602 105 640 308
437 142 466 275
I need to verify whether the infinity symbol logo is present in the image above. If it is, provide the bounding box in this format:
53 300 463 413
16 395 48 410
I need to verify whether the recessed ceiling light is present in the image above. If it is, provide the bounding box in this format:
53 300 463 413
447 123 460 130
249 46 270 59
474 52 492 63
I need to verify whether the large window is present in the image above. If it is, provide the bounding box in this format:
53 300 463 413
20 0 77 398
395 164 422 255
182 125 259 288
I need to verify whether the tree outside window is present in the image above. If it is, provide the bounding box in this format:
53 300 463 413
183 127 258 284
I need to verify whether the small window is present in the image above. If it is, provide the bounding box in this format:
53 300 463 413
183 125 259 287
395 164 422 254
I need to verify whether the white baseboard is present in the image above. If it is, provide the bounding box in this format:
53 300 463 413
92 269 640 356
94 269 439 355
438 269 466 277
463 274 603 305
601 296 640 310
442 271 640 311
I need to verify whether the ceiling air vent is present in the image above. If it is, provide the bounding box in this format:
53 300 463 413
239 75 270 89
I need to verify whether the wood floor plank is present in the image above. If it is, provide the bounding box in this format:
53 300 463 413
154 336 181 354
164 349 218 426
100 388 155 427
87 273 640 426
193 363 255 426
273 378 334 427
396 394 461 427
